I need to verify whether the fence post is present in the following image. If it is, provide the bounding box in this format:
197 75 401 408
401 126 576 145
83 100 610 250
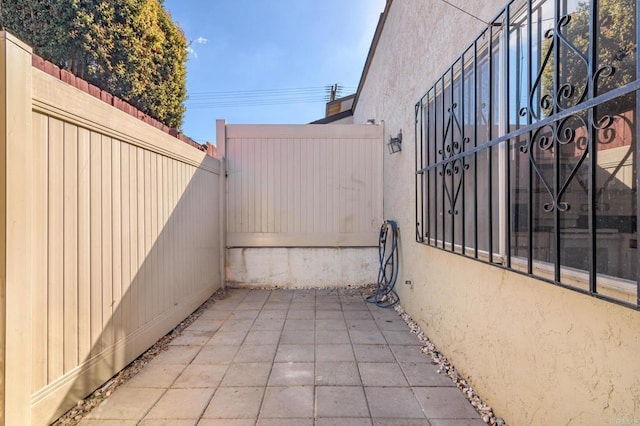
0 31 34 424
216 119 227 289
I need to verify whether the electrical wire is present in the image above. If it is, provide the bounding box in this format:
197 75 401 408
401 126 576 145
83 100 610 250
367 220 400 308
436 0 490 26
184 85 357 109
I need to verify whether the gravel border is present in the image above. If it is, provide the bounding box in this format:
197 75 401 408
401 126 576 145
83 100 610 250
52 288 229 426
393 303 507 426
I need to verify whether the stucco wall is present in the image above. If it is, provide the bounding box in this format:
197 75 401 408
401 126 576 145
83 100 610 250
226 248 378 288
353 1 640 424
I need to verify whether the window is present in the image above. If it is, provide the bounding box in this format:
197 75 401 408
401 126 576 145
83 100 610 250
416 0 639 308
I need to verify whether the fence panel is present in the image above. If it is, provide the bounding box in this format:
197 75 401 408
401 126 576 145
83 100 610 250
0 32 224 425
226 124 383 247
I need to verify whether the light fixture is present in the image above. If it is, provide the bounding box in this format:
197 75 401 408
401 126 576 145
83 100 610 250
387 131 402 154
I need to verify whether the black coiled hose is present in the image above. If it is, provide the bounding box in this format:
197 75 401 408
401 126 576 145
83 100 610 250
367 220 399 308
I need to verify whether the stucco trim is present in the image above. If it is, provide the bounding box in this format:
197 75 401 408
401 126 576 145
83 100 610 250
352 0 393 113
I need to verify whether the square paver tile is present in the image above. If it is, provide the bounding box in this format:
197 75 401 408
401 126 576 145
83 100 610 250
316 328 351 345
228 310 260 320
346 320 379 331
316 329 351 344
358 362 409 386
139 420 196 426
85 387 164 420
364 387 425 419
233 344 277 363
343 310 373 320
124 364 185 388
373 420 432 426
413 387 480 419
197 420 255 426
382 330 420 345
169 331 212 346
144 388 214 419
283 319 315 331
79 420 138 425
257 419 314 426
220 320 255 332
400 362 454 387
390 345 429 363
315 310 344 320
258 310 288 320
186 320 223 332
375 318 410 331
221 363 272 387
193 345 239 364
199 310 232 320
287 310 315 320
315 319 347 330
317 419 372 426
353 345 396 363
280 330 315 345
244 330 282 345
150 346 201 365
252 319 286 331
428 420 486 426
268 362 314 386
260 386 314 418
316 386 369 418
207 330 248 346
316 344 355 362
274 344 315 362
316 362 361 386
349 329 386 345
203 387 264 419
173 364 228 388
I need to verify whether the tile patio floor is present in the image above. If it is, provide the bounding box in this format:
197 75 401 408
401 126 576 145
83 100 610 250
80 288 485 426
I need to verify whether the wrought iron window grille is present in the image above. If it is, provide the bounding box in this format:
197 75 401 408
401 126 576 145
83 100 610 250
415 0 640 309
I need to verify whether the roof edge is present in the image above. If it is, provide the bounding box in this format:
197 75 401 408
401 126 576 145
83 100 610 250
309 109 354 124
352 0 393 115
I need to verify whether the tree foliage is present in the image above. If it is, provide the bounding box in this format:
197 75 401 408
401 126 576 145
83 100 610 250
540 0 636 115
0 0 187 129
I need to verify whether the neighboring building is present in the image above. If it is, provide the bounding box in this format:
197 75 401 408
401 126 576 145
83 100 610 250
311 94 355 124
353 0 640 424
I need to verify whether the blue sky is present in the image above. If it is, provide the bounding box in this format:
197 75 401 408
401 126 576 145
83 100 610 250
163 0 386 145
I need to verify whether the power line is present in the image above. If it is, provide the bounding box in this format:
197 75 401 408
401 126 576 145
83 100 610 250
184 85 357 109
436 0 490 26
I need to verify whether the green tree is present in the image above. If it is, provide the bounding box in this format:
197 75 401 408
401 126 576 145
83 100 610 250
0 0 187 129
539 0 636 115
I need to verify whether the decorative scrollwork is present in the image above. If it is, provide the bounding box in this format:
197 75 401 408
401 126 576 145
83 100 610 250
519 11 621 213
438 103 471 215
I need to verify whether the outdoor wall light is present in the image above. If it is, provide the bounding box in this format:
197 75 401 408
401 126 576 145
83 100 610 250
387 131 402 154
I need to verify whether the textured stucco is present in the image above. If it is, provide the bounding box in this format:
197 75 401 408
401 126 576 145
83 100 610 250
353 0 640 424
226 248 378 288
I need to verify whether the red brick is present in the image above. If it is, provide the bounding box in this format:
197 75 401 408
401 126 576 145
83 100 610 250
125 103 138 117
43 61 61 79
75 78 89 93
169 128 179 137
161 124 170 134
100 90 113 105
88 84 101 98
112 96 125 111
60 69 76 86
205 142 218 158
31 54 46 71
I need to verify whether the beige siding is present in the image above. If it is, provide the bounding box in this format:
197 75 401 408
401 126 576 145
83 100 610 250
0 32 223 425
226 124 383 247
